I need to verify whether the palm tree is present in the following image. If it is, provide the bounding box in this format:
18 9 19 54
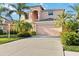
70 4 79 19
57 12 73 32
13 20 32 32
21 22 33 32
0 4 13 21
0 4 4 24
5 3 30 32
6 3 29 21
0 3 29 21
1 3 30 32
56 12 67 27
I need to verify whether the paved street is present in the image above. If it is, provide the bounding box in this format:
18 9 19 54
0 38 63 56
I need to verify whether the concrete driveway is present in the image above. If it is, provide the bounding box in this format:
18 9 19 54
35 21 62 36
0 38 63 56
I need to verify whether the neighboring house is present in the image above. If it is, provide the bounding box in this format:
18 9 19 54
0 18 12 33
21 5 64 22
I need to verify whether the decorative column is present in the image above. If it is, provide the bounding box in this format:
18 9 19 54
38 11 41 21
29 12 36 32
29 12 33 22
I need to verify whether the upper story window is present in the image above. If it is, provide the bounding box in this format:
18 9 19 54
48 11 53 15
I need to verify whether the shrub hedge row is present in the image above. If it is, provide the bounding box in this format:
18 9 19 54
61 20 79 45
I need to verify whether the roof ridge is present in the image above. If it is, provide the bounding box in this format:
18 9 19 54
30 5 44 10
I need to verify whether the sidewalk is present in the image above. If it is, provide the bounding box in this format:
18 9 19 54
65 51 79 56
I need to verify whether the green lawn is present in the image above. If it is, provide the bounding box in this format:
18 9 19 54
0 34 17 38
0 38 19 44
64 45 79 52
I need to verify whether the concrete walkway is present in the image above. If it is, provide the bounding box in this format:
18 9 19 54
0 38 63 56
65 51 79 56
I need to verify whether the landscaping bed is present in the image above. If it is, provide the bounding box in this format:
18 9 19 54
60 20 79 52
0 20 36 44
64 45 79 52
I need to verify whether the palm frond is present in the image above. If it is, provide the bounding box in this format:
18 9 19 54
18 3 30 10
6 10 16 16
69 5 76 11
69 4 79 12
9 4 17 9
0 16 8 20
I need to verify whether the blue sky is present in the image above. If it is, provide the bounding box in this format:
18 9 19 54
27 3 75 12
12 3 76 20
27 3 71 9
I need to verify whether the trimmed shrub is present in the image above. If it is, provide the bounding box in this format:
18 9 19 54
53 20 63 27
0 29 6 35
18 22 33 32
63 20 79 32
10 30 18 34
31 31 36 35
17 32 32 37
61 32 79 45
0 29 3 35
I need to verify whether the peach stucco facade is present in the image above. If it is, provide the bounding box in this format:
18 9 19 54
28 5 64 22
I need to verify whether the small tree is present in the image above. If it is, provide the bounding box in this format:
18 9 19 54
16 20 33 37
55 12 72 32
22 22 33 32
63 20 79 32
13 20 33 33
70 4 79 19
